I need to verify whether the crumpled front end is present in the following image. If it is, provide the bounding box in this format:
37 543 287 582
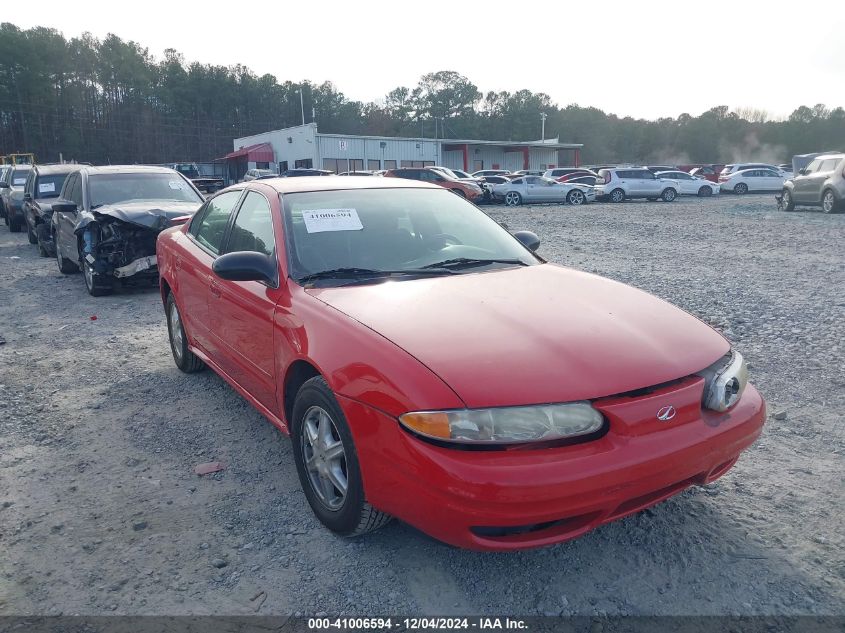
77 216 161 284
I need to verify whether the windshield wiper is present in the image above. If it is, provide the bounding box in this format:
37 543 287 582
298 266 456 285
421 257 529 270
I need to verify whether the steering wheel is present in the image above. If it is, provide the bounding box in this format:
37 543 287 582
423 233 463 250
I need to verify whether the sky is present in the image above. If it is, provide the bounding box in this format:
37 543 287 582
6 1 845 121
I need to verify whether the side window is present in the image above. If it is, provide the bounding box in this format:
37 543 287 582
224 191 275 257
69 175 83 207
803 160 821 174
192 190 243 255
25 172 35 196
819 159 838 172
61 174 76 200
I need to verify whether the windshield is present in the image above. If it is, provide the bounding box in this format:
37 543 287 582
283 187 538 285
35 174 70 198
89 173 204 207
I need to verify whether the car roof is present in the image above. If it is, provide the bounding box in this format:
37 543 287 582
252 176 441 194
33 164 82 175
815 153 845 160
79 165 178 175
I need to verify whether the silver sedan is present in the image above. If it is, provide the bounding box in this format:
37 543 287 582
491 176 596 206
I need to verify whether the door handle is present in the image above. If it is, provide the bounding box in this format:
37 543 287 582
210 283 221 298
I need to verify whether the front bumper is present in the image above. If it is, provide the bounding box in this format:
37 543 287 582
339 379 765 551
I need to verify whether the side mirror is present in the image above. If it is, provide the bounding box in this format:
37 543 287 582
798 168 807 175
52 201 78 214
514 230 540 252
24 192 32 200
212 251 277 285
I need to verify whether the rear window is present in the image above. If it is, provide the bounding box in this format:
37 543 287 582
35 174 70 198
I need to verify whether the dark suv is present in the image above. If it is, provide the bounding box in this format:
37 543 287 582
0 164 33 232
782 153 845 214
22 164 81 255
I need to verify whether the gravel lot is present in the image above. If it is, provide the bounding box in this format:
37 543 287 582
1 194 843 617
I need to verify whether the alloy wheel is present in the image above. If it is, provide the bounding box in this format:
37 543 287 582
169 302 184 362
610 189 624 203
301 406 348 511
822 191 836 213
505 192 520 206
568 190 585 205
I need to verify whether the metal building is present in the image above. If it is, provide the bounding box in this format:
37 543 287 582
220 123 583 181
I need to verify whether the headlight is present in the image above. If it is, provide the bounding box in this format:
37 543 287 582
399 402 605 445
697 350 748 412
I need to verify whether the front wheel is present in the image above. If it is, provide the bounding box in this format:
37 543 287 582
609 188 625 203
734 183 748 195
567 189 586 205
9 216 22 232
661 188 677 202
166 293 205 373
291 376 392 537
56 244 79 274
504 191 522 206
822 190 839 214
26 221 37 244
782 189 795 212
82 258 113 296
698 186 713 197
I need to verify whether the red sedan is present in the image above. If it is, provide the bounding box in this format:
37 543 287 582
156 177 766 551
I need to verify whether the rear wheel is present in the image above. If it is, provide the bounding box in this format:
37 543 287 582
822 189 839 214
291 376 392 537
166 293 205 373
698 186 713 197
504 191 522 206
566 189 586 205
82 258 113 296
782 189 795 212
609 188 625 203
661 188 677 202
734 182 748 195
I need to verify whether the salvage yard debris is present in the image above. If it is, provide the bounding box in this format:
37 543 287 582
194 461 226 476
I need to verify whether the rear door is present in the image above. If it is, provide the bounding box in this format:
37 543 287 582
208 188 283 413
178 189 244 352
55 173 83 262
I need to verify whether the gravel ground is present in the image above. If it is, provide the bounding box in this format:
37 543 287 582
0 193 843 617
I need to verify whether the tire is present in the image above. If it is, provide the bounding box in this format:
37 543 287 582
698 186 713 197
782 189 795 212
56 243 79 273
504 191 522 206
821 189 839 214
9 216 22 232
82 258 113 296
609 188 625 203
661 188 677 202
36 223 50 257
734 183 748 195
566 189 586 205
166 292 205 373
291 376 392 537
26 221 37 244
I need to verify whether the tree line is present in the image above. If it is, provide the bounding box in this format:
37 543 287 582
1 23 843 166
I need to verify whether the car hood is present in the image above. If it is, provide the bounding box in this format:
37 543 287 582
80 199 201 231
307 264 730 408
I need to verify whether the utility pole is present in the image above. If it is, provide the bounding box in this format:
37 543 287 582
299 88 305 126
540 112 547 142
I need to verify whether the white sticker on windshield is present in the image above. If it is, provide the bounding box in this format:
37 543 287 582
302 208 363 233
13 178 26 185
39 182 56 193
168 180 184 190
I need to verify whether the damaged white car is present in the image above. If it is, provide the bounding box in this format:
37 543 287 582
51 166 205 296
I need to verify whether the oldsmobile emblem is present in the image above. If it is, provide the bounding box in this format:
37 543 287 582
656 405 676 421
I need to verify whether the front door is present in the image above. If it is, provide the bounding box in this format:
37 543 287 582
208 189 282 413
180 190 245 352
